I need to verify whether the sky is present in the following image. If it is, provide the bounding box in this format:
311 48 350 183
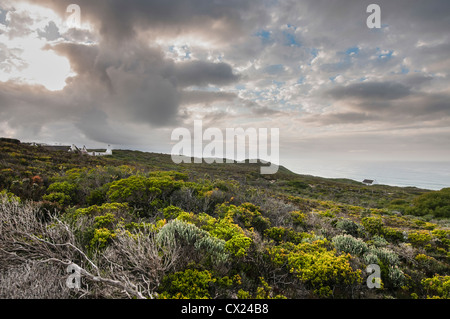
0 0 449 178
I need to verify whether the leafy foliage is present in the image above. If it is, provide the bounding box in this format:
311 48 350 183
409 188 450 218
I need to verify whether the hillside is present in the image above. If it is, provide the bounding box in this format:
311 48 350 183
0 138 449 300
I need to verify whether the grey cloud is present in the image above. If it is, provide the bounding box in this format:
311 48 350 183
0 81 76 134
37 21 60 41
304 112 381 125
1 38 241 139
307 90 450 126
173 61 240 87
180 91 237 105
4 9 34 38
3 0 450 164
24 0 264 43
62 28 98 44
326 82 411 101
402 74 434 89
405 93 450 120
74 108 138 145
51 43 113 91
0 8 7 25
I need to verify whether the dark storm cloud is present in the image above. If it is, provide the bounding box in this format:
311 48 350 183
0 81 74 136
0 37 241 144
25 0 264 43
3 0 250 138
51 42 113 91
48 41 240 126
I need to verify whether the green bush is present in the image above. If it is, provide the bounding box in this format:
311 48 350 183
224 234 252 257
290 211 306 227
230 203 271 233
361 216 384 236
159 269 215 299
410 188 450 218
408 230 432 247
335 218 364 237
90 228 116 249
384 227 405 242
267 240 362 298
388 266 405 288
421 275 450 299
163 205 184 220
93 212 116 229
107 174 184 211
42 192 72 206
43 181 79 206
432 229 450 250
73 202 130 218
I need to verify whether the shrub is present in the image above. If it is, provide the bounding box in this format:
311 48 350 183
163 205 184 220
224 234 253 257
335 218 364 237
421 275 450 299
86 188 107 206
366 246 400 266
44 181 79 205
290 211 306 227
332 234 368 257
255 277 286 299
361 216 384 236
264 227 286 243
264 227 306 244
384 227 405 242
410 188 450 218
73 202 130 218
157 219 229 264
408 230 432 247
107 174 184 211
431 229 450 249
388 266 405 288
90 228 116 249
231 203 271 233
237 289 252 299
369 235 389 247
93 212 116 229
159 269 215 299
42 192 72 206
267 240 362 297
363 252 379 265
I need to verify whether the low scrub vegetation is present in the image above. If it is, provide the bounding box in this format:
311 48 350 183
0 139 449 299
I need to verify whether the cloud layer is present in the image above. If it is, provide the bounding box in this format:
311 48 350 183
0 0 449 164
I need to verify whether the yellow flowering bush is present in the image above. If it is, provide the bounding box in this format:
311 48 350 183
267 239 362 297
90 228 116 249
421 275 450 299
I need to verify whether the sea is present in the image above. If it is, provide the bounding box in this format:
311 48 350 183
286 160 450 191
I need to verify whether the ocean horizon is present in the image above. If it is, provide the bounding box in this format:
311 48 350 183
286 160 450 191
